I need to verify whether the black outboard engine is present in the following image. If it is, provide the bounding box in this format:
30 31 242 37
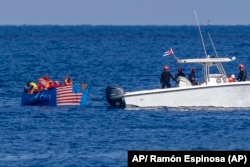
106 86 126 108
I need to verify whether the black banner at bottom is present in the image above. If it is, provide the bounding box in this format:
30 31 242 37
128 151 250 167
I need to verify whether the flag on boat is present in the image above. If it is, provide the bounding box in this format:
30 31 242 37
163 48 174 56
56 84 83 105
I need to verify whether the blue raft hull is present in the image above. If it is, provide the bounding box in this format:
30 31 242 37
21 83 88 106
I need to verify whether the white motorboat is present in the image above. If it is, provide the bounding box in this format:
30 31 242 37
106 16 250 108
106 55 250 108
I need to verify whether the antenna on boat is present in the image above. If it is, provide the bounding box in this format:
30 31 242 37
208 33 219 57
194 10 209 83
208 33 227 82
194 10 207 57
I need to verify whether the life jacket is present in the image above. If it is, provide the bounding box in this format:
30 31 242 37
51 81 61 88
46 79 53 89
228 77 235 82
38 77 50 91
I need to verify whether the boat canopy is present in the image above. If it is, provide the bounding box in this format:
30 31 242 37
174 55 236 85
176 56 236 64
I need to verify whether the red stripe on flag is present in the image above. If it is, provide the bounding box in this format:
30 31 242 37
57 93 82 98
56 85 83 105
57 97 82 101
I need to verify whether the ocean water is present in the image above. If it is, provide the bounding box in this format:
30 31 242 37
0 25 250 166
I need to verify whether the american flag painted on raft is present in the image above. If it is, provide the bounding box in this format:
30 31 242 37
56 83 87 105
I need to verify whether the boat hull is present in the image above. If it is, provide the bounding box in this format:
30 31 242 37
21 83 88 106
106 82 250 108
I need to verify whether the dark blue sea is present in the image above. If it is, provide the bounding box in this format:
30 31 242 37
0 25 250 166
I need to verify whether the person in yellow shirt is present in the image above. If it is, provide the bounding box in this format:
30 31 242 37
25 81 38 94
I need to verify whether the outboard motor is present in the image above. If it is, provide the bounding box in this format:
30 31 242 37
106 86 126 108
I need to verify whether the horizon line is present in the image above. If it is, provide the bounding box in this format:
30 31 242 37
0 24 249 26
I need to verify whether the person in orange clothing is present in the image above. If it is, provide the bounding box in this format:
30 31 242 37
228 74 236 82
37 75 52 91
45 76 53 89
64 77 73 86
51 80 62 88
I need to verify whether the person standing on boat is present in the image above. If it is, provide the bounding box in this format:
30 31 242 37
237 64 247 81
175 67 186 80
160 65 176 88
188 68 198 85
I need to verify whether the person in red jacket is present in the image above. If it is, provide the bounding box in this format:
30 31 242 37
64 77 73 86
51 80 62 88
37 75 52 91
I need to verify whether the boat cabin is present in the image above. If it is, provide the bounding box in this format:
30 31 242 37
176 56 236 86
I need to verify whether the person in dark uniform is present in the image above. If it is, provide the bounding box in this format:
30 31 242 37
175 67 186 80
237 64 247 81
160 65 176 88
188 68 198 85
